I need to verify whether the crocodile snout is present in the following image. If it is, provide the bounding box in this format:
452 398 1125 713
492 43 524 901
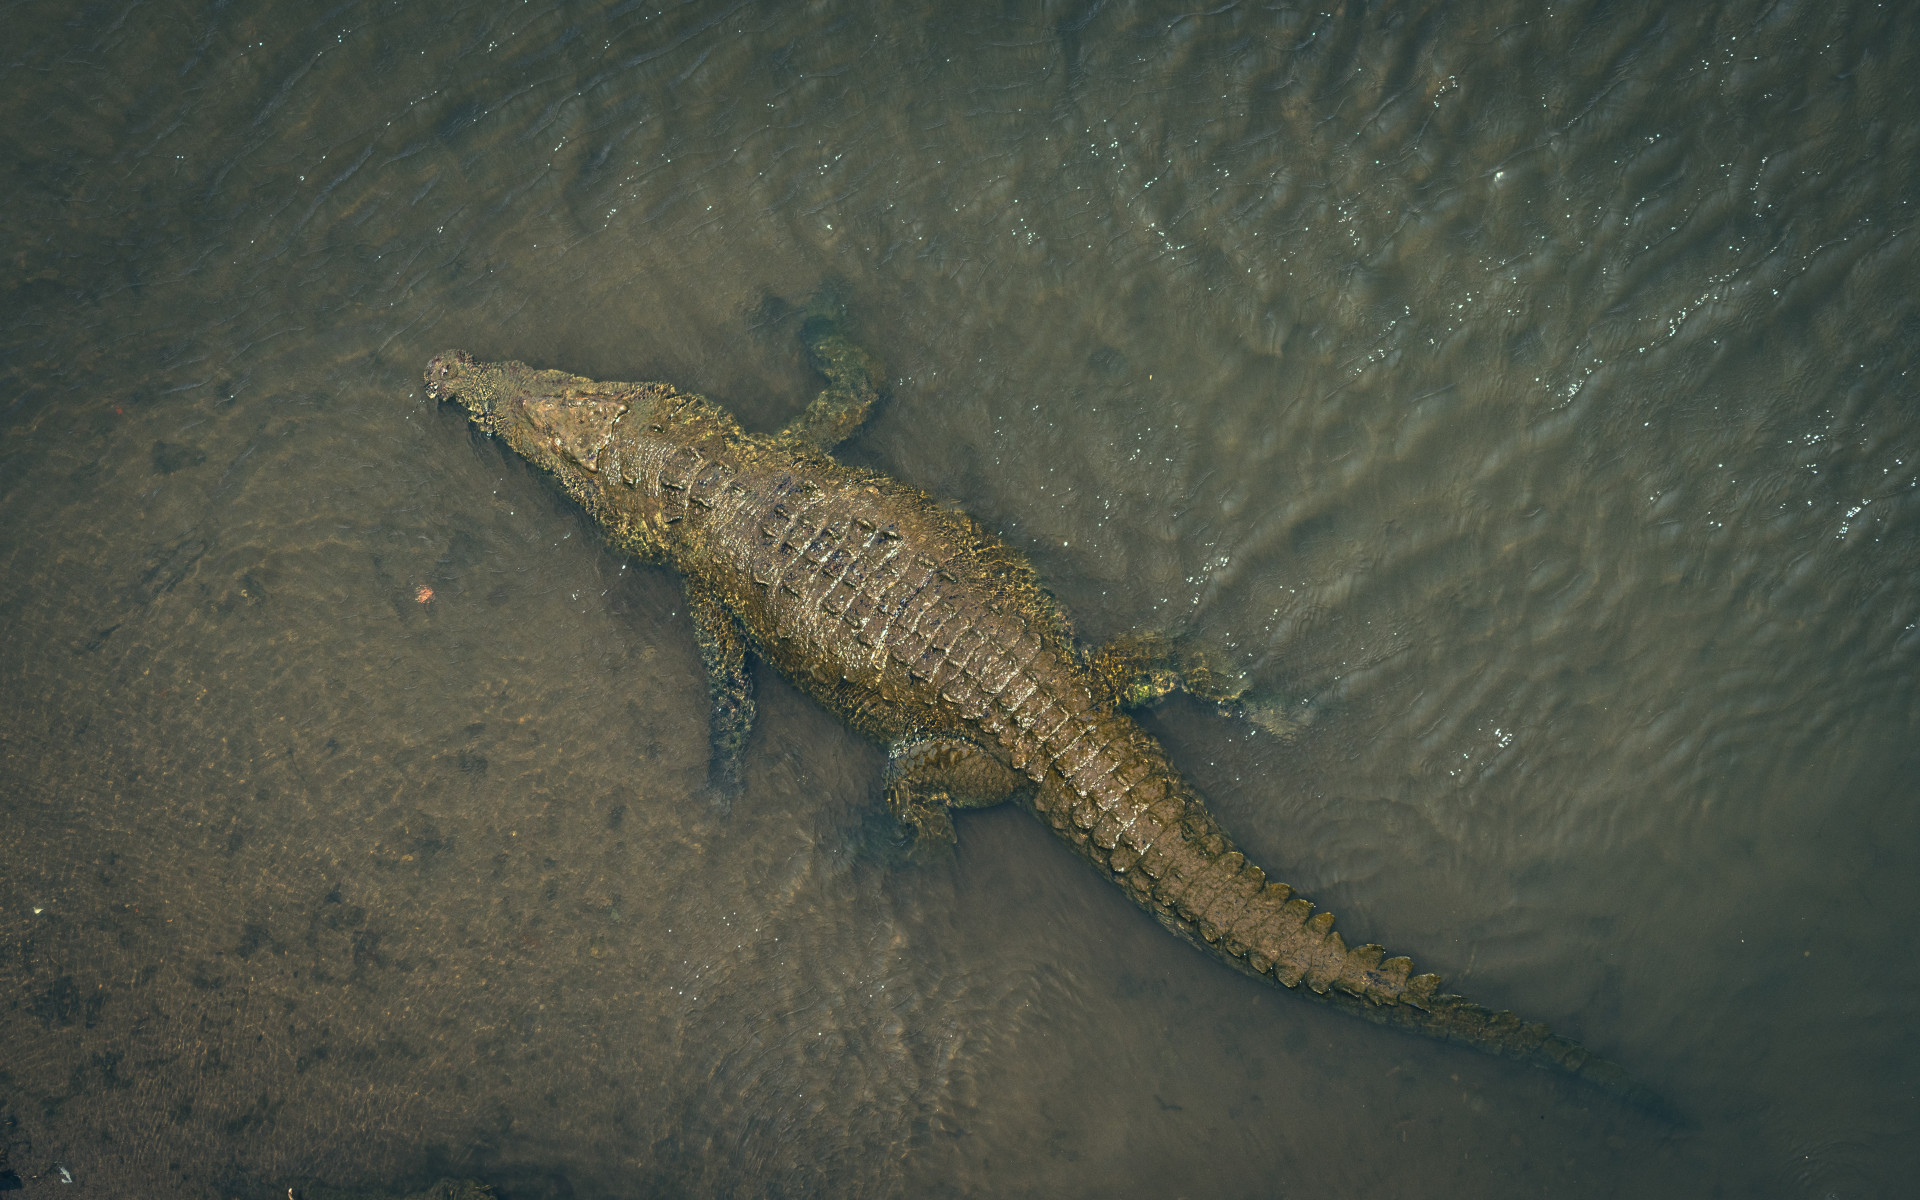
423 349 475 404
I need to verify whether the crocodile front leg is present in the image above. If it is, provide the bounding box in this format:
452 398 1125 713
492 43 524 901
687 584 756 807
1089 632 1249 710
883 736 1027 851
777 308 881 453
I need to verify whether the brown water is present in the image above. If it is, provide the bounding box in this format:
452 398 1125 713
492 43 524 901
2 1 1916 1196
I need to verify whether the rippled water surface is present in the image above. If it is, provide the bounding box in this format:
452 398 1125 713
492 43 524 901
3 1 1916 1196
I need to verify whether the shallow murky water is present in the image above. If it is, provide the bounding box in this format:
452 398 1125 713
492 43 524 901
3 1 1916 1197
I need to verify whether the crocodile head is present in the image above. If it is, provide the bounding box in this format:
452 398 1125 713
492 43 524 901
426 349 637 487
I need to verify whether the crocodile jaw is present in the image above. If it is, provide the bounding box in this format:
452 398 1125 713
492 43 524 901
424 349 482 413
425 349 630 485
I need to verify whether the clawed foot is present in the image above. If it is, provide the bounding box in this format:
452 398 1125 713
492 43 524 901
704 754 746 815
769 279 881 454
1241 693 1320 744
1091 632 1250 711
888 787 958 861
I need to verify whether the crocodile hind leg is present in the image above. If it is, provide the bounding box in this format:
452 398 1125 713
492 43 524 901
777 292 881 453
687 584 756 808
1089 632 1249 710
883 736 1027 852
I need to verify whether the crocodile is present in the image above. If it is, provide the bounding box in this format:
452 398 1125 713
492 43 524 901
422 313 1663 1114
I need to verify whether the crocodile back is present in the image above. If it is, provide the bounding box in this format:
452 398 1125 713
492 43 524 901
670 444 1076 749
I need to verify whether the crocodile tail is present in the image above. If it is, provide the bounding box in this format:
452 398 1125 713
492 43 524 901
1311 974 1674 1117
1127 799 1673 1117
